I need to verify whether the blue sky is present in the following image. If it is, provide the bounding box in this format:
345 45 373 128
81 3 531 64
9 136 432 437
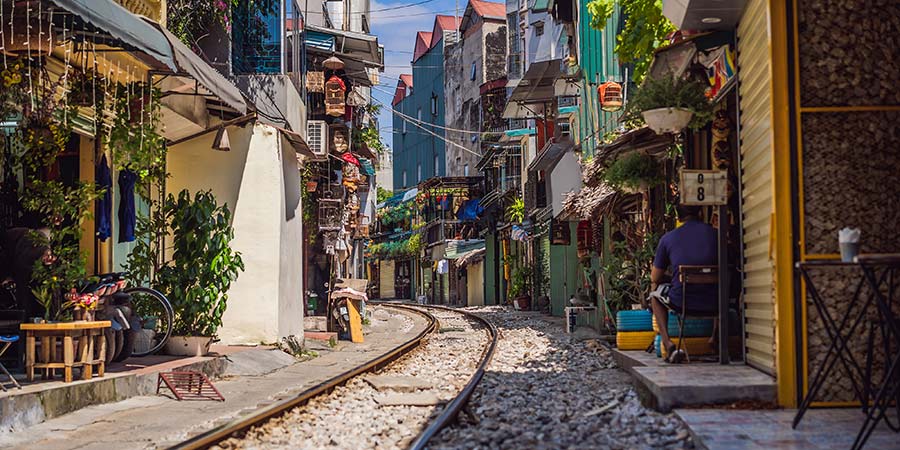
369 0 464 155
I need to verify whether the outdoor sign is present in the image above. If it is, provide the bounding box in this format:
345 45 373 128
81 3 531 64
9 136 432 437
680 170 728 206
550 219 571 245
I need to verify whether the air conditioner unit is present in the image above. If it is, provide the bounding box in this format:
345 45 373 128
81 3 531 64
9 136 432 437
307 120 328 156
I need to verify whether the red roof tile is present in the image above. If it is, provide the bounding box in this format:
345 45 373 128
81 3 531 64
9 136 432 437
413 31 433 62
470 0 505 19
392 74 413 106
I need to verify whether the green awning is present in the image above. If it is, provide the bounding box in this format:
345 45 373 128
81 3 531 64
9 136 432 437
531 0 550 12
444 240 486 260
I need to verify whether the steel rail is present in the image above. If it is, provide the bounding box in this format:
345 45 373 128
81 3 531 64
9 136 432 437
403 304 499 450
167 303 437 450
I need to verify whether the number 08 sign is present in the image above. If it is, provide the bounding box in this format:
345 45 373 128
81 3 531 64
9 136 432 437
680 170 728 206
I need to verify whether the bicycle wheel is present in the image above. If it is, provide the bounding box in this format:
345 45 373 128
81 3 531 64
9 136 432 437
125 287 174 357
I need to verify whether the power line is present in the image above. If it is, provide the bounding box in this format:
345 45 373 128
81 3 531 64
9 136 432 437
370 85 483 135
370 96 483 159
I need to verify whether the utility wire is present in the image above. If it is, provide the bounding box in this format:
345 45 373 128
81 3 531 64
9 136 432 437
370 96 483 159
370 85 483 134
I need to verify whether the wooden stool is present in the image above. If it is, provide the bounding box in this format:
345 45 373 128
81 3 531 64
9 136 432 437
21 321 111 383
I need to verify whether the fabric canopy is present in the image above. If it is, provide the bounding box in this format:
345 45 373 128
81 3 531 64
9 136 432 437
53 0 248 113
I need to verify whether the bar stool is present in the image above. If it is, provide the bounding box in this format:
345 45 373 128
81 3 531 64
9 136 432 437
0 335 21 391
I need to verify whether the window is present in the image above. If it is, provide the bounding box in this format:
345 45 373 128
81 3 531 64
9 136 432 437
535 22 544 36
417 108 422 123
470 62 477 81
464 164 470 176
402 170 408 187
417 163 422 182
431 95 438 116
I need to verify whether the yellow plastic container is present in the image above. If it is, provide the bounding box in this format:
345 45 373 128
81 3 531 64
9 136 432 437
616 331 657 351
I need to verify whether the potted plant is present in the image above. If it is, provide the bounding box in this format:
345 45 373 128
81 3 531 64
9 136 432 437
626 74 714 134
509 265 532 311
156 190 244 356
603 152 664 193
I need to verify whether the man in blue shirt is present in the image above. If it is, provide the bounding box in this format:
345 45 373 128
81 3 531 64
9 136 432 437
649 204 718 362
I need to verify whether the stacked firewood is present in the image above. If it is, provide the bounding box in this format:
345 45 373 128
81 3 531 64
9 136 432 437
798 0 900 106
801 111 900 255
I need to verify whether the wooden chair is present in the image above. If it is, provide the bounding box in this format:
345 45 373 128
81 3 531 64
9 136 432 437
672 265 719 362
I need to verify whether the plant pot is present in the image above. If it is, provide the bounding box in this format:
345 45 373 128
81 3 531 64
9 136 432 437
164 336 213 357
513 295 531 311
306 181 318 192
641 107 693 134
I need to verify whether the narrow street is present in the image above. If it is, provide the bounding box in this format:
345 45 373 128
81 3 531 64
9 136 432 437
431 307 692 450
0 0 897 449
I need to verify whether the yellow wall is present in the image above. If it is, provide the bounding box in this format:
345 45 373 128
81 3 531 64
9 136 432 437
467 262 485 306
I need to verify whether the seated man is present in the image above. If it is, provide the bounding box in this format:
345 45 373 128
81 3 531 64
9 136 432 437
649 204 718 363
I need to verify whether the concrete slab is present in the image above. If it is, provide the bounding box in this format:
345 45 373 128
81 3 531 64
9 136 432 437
376 392 443 406
363 375 433 392
221 348 297 377
0 305 430 450
676 408 899 450
613 349 776 412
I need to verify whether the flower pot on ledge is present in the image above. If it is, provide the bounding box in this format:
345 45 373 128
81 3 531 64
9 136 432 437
641 107 693 134
164 336 213 357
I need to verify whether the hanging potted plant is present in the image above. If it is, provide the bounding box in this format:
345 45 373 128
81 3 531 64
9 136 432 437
603 152 664 194
155 190 244 356
626 74 714 134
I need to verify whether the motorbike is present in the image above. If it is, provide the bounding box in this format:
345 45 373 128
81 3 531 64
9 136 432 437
75 273 141 363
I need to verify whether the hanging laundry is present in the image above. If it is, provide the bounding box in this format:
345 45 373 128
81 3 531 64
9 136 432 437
437 259 449 274
117 169 138 243
95 155 112 241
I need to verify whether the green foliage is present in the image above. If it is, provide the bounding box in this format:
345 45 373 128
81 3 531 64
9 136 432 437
602 233 659 312
586 0 675 83
624 75 714 129
153 190 244 337
22 182 103 320
604 152 664 192
509 264 532 298
354 125 387 156
376 187 393 204
107 83 167 188
505 197 525 224
369 233 423 259
300 165 318 245
167 0 277 49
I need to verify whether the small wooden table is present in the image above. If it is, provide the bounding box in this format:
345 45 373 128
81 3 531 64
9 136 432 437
20 321 111 383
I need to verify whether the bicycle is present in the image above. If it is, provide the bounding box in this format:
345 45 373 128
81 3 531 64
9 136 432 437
77 273 173 360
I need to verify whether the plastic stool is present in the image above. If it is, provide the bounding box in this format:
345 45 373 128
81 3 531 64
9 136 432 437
0 335 21 391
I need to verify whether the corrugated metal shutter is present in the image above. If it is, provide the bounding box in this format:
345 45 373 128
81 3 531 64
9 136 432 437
380 260 395 299
738 0 777 375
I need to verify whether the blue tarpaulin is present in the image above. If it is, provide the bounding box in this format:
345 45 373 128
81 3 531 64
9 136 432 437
456 198 484 221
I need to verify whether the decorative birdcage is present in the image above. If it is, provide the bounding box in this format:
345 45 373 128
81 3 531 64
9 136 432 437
306 71 325 93
325 75 347 117
598 80 623 112
318 198 343 231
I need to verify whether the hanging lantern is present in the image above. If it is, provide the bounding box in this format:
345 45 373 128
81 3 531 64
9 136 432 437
323 56 345 70
325 75 347 117
598 80 623 112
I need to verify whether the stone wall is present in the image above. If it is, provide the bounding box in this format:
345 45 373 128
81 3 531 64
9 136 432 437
798 0 900 402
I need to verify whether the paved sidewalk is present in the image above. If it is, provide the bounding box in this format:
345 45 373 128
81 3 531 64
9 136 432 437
0 305 426 450
676 408 899 450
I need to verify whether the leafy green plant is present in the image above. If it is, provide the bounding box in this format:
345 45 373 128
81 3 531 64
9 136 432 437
508 264 533 298
354 125 387 156
107 83 167 188
586 0 675 83
376 187 393 204
624 75 714 129
604 152 664 192
505 197 525 224
154 190 244 337
22 181 103 320
602 233 659 312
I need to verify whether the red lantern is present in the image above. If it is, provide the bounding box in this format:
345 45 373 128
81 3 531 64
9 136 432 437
598 81 623 112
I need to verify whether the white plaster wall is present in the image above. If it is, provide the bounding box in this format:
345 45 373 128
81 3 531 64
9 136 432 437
549 150 581 217
167 122 303 345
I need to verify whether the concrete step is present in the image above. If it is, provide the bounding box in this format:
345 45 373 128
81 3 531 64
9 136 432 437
304 331 338 342
304 316 328 332
612 349 776 412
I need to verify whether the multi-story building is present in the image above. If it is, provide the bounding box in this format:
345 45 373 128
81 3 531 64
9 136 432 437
391 16 461 189
443 0 508 177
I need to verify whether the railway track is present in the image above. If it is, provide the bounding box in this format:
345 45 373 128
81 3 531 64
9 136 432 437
168 303 498 450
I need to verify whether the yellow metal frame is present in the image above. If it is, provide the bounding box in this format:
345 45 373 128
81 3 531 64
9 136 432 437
786 0 899 406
